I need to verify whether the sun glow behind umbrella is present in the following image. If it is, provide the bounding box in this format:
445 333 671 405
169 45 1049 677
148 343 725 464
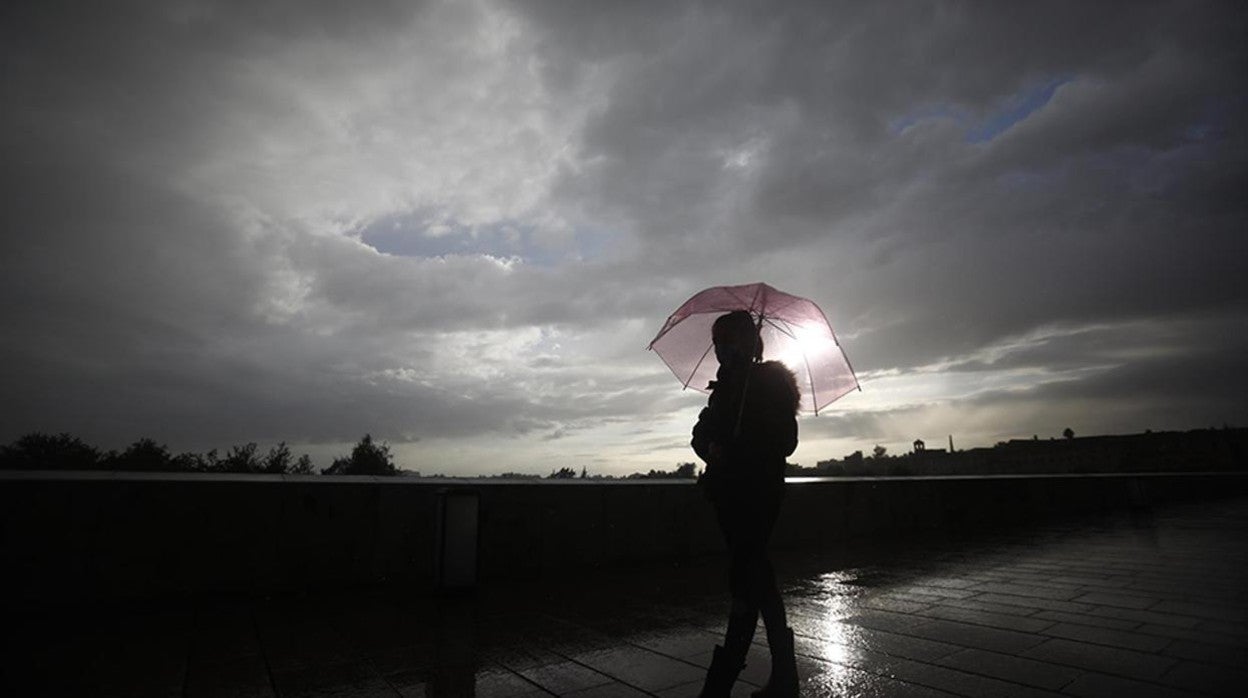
770 321 834 372
764 318 840 411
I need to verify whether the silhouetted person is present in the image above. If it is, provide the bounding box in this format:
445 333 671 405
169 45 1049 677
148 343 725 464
692 310 799 697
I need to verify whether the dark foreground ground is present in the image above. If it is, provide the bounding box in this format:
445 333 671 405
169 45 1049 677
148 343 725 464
5 498 1248 697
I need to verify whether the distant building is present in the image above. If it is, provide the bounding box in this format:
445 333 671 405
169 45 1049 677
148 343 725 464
813 428 1247 477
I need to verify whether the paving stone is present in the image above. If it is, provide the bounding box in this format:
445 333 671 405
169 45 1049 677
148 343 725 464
1000 575 1086 591
1072 591 1159 609
968 582 1083 601
920 576 980 589
1021 638 1176 680
915 604 1057 634
1157 660 1248 698
562 682 650 697
1198 619 1248 639
1040 622 1172 652
1060 672 1193 698
653 679 759 697
1136 623 1248 649
974 592 1095 615
629 628 720 659
832 645 1064 698
520 660 615 694
940 596 1045 617
1151 600 1248 622
797 660 962 698
935 647 1079 690
861 595 932 613
962 572 1017 584
907 617 1049 654
1128 578 1246 599
1161 639 1248 669
835 624 963 662
574 645 705 692
1031 610 1139 631
473 666 549 698
843 608 929 634
788 607 851 641
1047 574 1125 588
902 584 982 600
1086 605 1201 629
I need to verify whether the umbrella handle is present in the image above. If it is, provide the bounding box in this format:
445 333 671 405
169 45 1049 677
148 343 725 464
731 312 766 439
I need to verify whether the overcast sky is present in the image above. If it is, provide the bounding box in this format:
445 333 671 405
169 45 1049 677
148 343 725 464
3 1 1245 475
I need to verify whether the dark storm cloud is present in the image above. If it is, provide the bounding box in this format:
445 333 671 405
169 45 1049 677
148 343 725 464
3 0 1246 468
521 1 1247 384
0 0 549 450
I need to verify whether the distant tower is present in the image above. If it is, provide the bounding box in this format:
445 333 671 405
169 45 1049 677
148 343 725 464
949 434 954 452
913 439 925 452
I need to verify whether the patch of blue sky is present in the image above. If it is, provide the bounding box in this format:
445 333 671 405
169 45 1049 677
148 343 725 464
890 75 1072 144
887 103 969 134
356 211 622 266
966 75 1071 143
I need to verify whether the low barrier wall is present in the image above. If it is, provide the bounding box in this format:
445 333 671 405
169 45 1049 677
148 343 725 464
2 471 1246 605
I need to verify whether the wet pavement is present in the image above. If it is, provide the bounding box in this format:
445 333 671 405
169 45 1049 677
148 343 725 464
5 498 1248 697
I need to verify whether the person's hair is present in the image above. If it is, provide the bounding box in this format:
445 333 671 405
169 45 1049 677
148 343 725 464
712 310 763 362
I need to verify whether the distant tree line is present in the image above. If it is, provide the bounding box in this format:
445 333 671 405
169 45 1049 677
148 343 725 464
0 432 710 480
625 462 698 480
0 432 400 476
321 434 398 476
541 462 700 480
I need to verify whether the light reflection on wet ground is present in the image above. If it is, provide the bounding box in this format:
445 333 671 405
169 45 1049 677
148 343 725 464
5 499 1248 696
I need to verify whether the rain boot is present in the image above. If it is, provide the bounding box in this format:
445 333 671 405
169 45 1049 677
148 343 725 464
751 628 798 697
699 644 746 698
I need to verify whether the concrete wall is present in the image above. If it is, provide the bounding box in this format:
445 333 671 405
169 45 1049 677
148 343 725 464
3 471 1246 606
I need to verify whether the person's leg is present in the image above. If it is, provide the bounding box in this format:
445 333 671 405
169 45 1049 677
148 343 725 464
749 494 798 697
724 544 760 656
752 494 788 646
701 500 755 697
753 555 788 646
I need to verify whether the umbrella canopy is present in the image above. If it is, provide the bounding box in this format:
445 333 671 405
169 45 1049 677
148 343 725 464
648 282 859 414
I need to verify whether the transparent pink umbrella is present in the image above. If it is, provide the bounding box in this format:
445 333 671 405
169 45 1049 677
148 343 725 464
647 282 859 414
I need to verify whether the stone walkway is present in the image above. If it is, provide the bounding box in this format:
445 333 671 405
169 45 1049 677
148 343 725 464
5 498 1248 697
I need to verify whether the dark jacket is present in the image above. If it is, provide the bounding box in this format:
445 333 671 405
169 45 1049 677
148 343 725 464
692 360 799 491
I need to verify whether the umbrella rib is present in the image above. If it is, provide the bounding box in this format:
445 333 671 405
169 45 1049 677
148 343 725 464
722 285 755 312
765 294 800 316
683 342 715 390
647 313 679 348
764 316 797 339
802 348 819 416
813 304 861 394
